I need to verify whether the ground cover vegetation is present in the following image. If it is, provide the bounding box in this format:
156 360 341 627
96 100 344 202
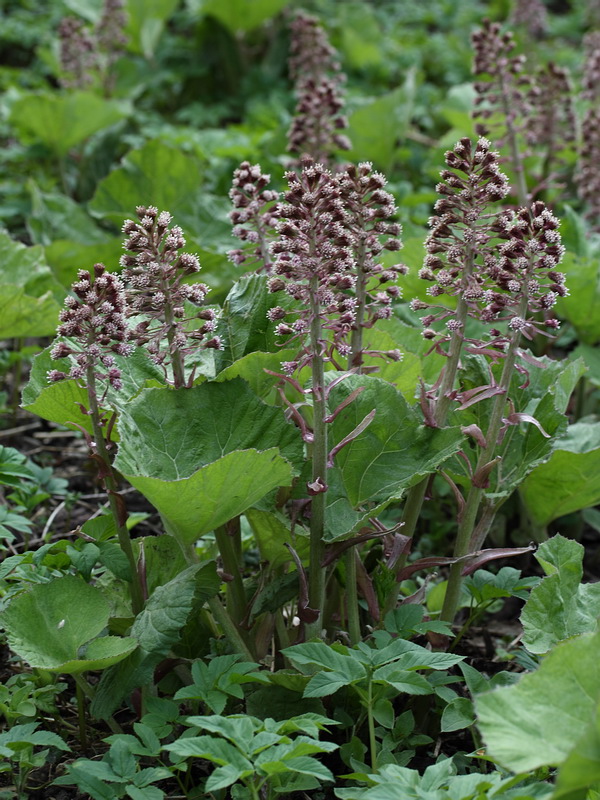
1 0 600 797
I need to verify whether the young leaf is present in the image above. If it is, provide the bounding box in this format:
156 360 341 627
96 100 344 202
521 534 600 654
519 422 600 526
476 631 600 773
2 576 137 674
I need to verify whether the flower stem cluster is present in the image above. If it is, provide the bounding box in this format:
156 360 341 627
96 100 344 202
58 0 128 95
415 136 510 343
510 0 548 39
491 201 567 336
578 34 600 229
267 159 404 373
48 263 131 392
286 12 351 164
58 17 96 89
268 160 356 371
526 63 576 194
47 262 143 614
335 162 406 367
472 19 533 204
228 161 279 271
120 206 219 387
417 139 565 347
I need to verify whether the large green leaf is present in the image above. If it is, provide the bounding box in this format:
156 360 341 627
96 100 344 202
126 0 180 58
358 316 446 403
328 374 464 506
214 275 292 371
476 631 600 774
557 254 600 344
0 285 62 340
9 92 130 156
91 563 218 718
26 181 112 247
520 422 600 527
319 466 393 542
0 231 63 297
89 139 204 227
114 379 301 544
245 508 308 569
520 534 600 654
346 75 415 171
127 451 294 545
190 0 288 32
2 576 137 674
0 232 63 338
214 350 297 401
554 712 600 800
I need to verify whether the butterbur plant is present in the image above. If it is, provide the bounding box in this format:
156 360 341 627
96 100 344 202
48 264 143 613
472 19 533 205
510 0 548 39
287 12 351 164
577 32 600 229
399 137 510 554
527 63 576 197
396 137 567 621
58 0 128 96
440 199 566 620
228 161 280 272
266 157 404 635
120 205 220 388
5 6 599 795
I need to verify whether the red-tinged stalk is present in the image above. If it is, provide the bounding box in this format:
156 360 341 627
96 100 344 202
441 201 566 622
48 263 144 615
265 158 403 638
385 137 510 615
440 297 527 622
307 276 328 637
85 363 143 615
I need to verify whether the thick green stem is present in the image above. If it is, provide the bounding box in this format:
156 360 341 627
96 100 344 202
441 297 527 622
306 277 328 638
346 549 361 645
74 674 121 734
345 244 368 643
214 524 247 624
86 366 144 615
384 254 476 618
348 242 368 371
178 539 254 659
164 299 186 388
367 679 377 771
75 678 87 748
207 596 254 660
400 281 473 532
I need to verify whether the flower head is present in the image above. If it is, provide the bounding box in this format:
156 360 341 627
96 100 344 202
120 207 219 383
287 13 351 164
49 263 131 390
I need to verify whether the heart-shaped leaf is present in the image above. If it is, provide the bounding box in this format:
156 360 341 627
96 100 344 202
3 576 137 674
